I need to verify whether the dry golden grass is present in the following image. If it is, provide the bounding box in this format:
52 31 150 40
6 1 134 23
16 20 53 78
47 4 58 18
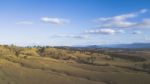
0 45 150 84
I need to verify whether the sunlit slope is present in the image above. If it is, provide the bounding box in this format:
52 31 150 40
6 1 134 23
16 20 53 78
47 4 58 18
0 57 104 84
0 45 150 84
0 55 150 84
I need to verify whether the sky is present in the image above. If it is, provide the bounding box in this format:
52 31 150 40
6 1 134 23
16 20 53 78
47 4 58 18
0 0 150 46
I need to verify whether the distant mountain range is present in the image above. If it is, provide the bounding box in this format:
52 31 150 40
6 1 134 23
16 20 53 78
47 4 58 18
73 43 150 49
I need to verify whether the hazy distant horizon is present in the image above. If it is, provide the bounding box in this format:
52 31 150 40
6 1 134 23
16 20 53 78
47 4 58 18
1 42 150 47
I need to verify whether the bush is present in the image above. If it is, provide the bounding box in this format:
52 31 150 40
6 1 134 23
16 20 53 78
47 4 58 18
86 56 96 64
142 63 150 70
0 46 15 57
76 55 96 64
19 49 39 56
39 48 74 60
108 53 146 62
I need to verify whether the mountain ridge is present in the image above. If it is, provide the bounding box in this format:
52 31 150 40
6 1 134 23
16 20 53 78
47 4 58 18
72 43 150 49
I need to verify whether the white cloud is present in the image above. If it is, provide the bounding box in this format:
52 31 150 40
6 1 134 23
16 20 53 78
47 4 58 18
139 19 150 28
52 34 88 39
140 9 148 13
129 19 150 28
16 21 33 25
84 28 122 35
95 9 149 28
132 31 142 34
117 29 126 33
144 36 150 41
41 17 70 25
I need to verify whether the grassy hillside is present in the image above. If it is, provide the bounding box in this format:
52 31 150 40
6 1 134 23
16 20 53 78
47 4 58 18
0 45 150 84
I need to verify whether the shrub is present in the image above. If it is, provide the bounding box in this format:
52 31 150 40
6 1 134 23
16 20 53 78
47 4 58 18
0 46 15 57
19 49 39 56
86 56 96 64
76 55 96 64
39 48 74 60
142 63 150 70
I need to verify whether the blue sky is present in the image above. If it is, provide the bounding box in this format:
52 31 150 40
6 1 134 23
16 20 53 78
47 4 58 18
0 0 150 46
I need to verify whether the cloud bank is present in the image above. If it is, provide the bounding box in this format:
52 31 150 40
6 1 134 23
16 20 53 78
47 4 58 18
95 9 150 28
84 9 149 35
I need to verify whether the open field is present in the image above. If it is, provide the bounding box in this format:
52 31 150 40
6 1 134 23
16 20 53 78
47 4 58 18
0 45 150 84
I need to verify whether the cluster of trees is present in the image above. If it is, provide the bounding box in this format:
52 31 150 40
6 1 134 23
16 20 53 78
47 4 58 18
38 47 97 64
108 53 146 62
0 45 97 64
142 63 150 70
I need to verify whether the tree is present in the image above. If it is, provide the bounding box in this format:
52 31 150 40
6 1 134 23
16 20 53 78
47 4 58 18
87 56 96 64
